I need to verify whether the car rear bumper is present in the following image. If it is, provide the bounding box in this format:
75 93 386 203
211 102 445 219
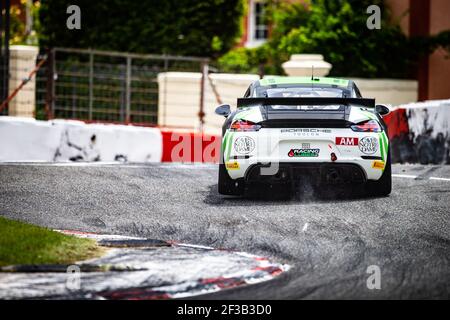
222 128 388 181
245 162 367 184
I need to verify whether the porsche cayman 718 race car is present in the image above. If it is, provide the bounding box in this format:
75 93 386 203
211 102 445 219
215 77 391 197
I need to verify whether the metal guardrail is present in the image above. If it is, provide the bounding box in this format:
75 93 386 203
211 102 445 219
35 48 209 125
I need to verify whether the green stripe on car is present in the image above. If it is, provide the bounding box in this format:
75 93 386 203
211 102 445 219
382 132 388 158
363 111 377 120
222 132 228 155
379 134 385 163
225 133 234 163
234 110 253 120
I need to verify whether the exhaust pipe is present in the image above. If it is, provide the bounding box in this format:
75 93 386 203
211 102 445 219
326 168 342 184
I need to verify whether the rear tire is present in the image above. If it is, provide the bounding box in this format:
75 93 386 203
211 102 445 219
218 163 244 195
365 149 392 197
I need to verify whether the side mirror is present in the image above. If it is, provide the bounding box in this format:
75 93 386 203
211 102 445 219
375 104 390 116
215 104 231 117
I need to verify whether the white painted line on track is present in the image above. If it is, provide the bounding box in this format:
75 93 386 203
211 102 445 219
392 174 418 179
393 174 450 182
302 223 309 232
175 243 215 250
0 161 118 166
0 162 217 169
429 177 450 182
156 164 216 169
49 162 120 166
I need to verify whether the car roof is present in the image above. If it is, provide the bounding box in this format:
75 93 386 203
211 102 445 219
257 76 350 88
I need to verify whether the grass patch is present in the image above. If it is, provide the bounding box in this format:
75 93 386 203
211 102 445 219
0 216 104 267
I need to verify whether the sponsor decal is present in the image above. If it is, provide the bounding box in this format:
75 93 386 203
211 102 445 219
233 136 255 154
281 129 332 133
359 136 379 154
336 137 359 146
372 160 385 170
281 128 331 137
226 162 240 170
288 148 320 158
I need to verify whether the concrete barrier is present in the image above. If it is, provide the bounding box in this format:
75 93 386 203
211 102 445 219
2 98 448 165
0 117 162 162
384 99 450 164
0 117 63 161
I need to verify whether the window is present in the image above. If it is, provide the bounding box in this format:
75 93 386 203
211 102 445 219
263 88 347 98
254 2 268 40
256 86 350 98
246 0 268 47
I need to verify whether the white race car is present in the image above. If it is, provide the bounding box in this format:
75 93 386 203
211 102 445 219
215 77 391 197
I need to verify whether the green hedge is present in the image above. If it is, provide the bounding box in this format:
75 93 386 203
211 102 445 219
39 0 245 57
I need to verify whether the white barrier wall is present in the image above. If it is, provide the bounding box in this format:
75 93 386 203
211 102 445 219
158 72 259 135
352 78 418 106
0 117 63 161
402 99 450 140
158 72 418 135
0 117 162 162
386 99 450 164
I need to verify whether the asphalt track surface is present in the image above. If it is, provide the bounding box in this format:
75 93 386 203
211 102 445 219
0 162 449 299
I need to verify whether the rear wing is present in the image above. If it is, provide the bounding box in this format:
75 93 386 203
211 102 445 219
237 97 375 108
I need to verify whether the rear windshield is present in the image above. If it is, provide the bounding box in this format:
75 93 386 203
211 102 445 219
256 86 348 98
268 105 343 111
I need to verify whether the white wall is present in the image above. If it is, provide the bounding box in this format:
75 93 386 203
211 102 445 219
158 72 259 135
352 78 418 106
401 99 450 139
389 99 450 164
0 117 63 161
0 117 162 162
158 72 419 135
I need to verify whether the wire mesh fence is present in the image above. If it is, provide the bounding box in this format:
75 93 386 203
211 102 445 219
35 48 208 125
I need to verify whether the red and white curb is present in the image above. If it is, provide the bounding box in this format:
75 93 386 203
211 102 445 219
99 240 288 300
0 230 290 300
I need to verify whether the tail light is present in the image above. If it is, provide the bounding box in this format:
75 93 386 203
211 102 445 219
351 120 382 133
230 120 261 132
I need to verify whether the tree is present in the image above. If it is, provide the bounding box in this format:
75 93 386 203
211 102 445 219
39 0 245 57
9 0 40 45
275 0 419 78
219 0 450 78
